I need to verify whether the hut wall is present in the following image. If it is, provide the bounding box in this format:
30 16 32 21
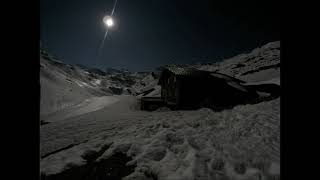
176 76 211 109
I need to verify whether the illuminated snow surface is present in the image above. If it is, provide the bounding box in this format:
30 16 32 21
40 41 280 180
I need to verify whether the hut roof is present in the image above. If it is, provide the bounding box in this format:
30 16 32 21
158 65 246 85
164 65 209 76
209 72 245 83
158 65 210 85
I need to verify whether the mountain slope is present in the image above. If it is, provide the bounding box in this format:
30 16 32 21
40 49 151 115
193 41 280 83
40 52 105 115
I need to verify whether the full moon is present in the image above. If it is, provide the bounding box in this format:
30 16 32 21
103 16 114 27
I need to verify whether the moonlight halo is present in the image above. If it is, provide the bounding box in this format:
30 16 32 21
103 16 114 28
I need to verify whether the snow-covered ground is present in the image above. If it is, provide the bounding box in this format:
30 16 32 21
41 96 279 180
40 41 280 180
41 96 120 122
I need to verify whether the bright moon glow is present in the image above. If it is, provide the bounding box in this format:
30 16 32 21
103 16 114 27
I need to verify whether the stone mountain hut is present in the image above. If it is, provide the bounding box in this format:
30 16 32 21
157 65 258 110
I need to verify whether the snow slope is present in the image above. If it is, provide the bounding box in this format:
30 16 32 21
194 41 280 83
40 57 99 115
40 49 150 116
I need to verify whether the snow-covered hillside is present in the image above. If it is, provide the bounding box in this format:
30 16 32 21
40 41 280 180
193 41 280 83
40 49 152 116
40 51 107 116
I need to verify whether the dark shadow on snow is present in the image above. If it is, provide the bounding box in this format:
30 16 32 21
40 120 50 126
41 143 136 180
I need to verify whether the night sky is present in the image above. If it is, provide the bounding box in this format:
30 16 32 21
40 0 280 71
